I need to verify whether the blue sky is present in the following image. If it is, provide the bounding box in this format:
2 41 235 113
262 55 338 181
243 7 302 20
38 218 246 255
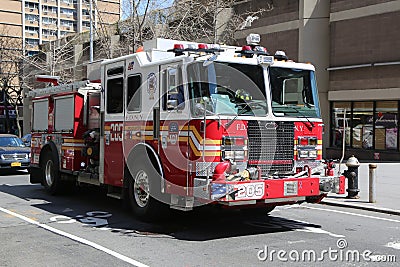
121 0 174 20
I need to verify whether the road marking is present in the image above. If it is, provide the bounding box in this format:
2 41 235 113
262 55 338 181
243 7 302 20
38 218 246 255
305 206 400 223
288 240 305 244
386 241 400 250
296 226 345 238
0 206 149 267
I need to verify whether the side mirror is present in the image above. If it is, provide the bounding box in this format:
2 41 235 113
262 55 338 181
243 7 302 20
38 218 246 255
167 99 178 110
195 103 214 116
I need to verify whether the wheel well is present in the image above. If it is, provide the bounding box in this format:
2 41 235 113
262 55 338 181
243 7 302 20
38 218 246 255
123 144 163 188
39 142 59 168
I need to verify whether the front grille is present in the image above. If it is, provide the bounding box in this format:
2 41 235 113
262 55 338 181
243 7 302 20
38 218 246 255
2 153 27 160
247 121 294 176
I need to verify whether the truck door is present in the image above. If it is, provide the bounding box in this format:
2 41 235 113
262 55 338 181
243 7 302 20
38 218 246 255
104 63 124 186
159 63 190 196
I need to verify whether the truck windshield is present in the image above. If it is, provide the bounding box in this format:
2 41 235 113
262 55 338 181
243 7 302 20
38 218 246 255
187 62 267 116
270 67 320 118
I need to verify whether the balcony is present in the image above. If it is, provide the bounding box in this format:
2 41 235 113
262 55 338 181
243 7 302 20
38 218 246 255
26 32 39 38
42 0 57 7
27 20 39 26
42 23 57 30
42 11 58 18
25 8 39 15
60 1 74 8
61 13 76 20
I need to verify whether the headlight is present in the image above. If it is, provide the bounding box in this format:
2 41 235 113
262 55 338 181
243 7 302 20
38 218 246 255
222 150 245 161
298 150 317 158
234 150 245 160
0 154 5 160
223 151 235 159
299 150 309 158
308 150 317 158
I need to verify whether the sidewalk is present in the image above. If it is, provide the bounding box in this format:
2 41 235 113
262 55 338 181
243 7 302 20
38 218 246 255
320 163 400 216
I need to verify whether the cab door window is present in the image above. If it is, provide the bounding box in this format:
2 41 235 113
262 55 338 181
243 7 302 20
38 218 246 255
106 77 123 113
127 75 141 112
162 65 185 111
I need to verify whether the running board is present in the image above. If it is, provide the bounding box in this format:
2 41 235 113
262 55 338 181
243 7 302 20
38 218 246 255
77 172 100 186
107 193 123 200
107 185 123 199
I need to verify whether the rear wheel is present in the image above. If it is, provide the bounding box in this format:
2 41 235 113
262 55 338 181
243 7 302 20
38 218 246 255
42 151 62 195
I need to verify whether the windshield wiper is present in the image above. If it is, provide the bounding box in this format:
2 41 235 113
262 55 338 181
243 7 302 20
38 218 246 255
273 105 315 129
225 101 266 129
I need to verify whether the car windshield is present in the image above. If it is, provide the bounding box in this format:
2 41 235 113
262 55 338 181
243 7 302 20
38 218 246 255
0 137 25 147
187 62 267 116
270 67 320 118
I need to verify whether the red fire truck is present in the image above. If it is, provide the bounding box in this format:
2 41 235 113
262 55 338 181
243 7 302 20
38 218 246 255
29 34 345 220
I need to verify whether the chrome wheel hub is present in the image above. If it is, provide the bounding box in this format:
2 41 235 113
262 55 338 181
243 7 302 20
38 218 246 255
133 170 150 208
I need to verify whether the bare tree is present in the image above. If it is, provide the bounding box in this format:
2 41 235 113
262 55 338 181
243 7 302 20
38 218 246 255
115 0 171 54
164 0 271 45
0 26 25 135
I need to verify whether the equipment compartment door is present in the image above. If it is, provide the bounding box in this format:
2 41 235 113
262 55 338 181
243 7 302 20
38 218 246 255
103 63 124 187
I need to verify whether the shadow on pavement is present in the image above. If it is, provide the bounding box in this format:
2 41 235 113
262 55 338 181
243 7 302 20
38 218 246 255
0 183 322 241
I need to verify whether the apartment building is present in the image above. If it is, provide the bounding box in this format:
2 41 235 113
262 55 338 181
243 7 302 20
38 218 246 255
1 0 121 56
234 0 400 161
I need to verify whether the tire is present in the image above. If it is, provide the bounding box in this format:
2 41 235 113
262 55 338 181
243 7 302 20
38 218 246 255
126 150 168 221
41 151 62 195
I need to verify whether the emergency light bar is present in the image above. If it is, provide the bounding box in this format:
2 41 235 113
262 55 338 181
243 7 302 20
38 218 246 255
274 50 288 61
167 43 224 56
235 45 269 58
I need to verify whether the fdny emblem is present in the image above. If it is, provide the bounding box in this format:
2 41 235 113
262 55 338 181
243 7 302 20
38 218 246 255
127 61 134 70
147 73 156 100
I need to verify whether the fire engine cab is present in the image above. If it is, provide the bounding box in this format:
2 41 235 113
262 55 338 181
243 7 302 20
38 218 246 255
29 34 345 220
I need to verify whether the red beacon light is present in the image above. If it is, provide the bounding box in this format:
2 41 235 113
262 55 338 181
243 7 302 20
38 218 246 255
198 44 208 49
242 45 252 51
173 43 185 50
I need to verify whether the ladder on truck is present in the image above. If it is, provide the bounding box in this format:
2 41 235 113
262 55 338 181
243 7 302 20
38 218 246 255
28 80 101 98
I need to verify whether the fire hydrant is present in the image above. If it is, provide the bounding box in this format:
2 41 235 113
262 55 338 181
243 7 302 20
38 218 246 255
343 155 360 199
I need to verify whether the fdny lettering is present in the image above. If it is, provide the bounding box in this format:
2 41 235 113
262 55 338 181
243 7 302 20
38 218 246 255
236 124 247 131
110 123 123 142
294 125 305 132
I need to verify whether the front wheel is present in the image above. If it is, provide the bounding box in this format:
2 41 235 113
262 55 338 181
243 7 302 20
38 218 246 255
127 155 168 221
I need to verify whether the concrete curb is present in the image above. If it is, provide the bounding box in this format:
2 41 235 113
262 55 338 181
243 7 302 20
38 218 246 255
320 199 400 216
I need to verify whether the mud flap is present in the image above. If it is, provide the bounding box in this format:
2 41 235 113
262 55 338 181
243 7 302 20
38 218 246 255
29 166 43 184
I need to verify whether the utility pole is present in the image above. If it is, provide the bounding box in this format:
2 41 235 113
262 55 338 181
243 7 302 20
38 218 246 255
90 0 94 62
213 0 219 43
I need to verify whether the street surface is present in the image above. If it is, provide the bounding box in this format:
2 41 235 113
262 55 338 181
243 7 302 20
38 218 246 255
1 171 399 266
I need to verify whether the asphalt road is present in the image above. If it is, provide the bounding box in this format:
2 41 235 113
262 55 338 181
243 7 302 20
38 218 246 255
1 171 399 266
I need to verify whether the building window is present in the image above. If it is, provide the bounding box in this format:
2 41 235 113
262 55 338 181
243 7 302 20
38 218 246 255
331 102 351 148
60 8 74 15
375 101 398 150
25 2 38 9
42 17 57 25
43 6 58 14
352 102 373 149
25 14 39 22
331 100 399 151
